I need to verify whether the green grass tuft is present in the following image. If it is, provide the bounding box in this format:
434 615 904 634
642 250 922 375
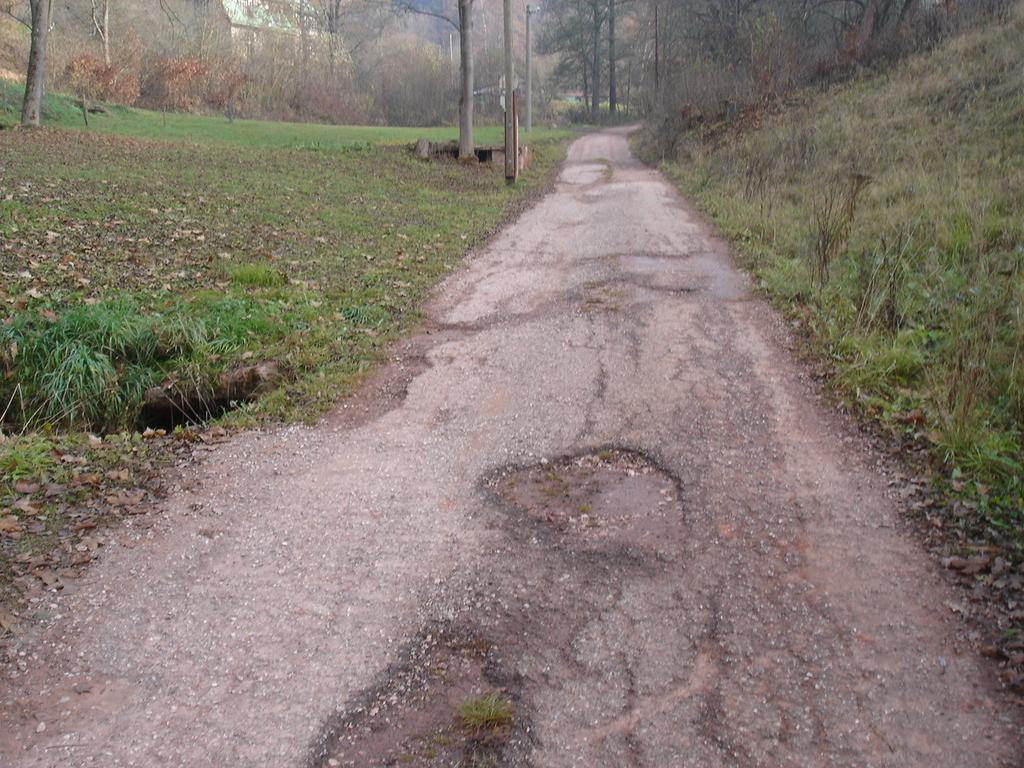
0 435 61 490
227 263 287 288
0 300 243 431
456 692 514 733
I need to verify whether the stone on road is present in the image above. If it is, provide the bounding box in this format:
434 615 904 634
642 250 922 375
1 128 1020 767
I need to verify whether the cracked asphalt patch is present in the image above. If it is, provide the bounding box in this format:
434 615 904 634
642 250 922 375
1 128 1021 767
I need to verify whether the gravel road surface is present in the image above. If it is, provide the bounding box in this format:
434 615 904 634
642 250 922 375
1 128 1020 767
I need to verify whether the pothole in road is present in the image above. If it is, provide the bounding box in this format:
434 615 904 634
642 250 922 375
488 448 684 551
312 625 528 768
580 282 625 313
618 254 700 296
315 451 687 768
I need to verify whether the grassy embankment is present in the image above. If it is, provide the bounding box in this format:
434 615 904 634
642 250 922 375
640 8 1024 542
0 85 572 610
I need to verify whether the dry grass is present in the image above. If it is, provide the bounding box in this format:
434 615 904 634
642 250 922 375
644 4 1024 535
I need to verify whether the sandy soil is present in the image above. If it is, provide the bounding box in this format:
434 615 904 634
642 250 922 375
1 128 1020 767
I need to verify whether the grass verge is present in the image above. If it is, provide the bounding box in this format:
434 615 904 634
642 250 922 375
637 6 1024 546
0 107 573 619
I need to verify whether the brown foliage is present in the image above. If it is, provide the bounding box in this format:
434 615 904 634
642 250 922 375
64 54 139 105
203 58 246 110
143 57 209 112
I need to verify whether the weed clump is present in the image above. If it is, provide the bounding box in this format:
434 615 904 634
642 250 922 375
456 692 514 734
227 263 286 288
0 435 61 491
0 300 235 432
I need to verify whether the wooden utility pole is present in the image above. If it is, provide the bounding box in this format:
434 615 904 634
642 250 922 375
458 0 475 159
503 0 515 182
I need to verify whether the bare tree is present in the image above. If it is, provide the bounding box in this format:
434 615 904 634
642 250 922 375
90 0 111 66
22 0 54 126
587 0 605 118
607 0 616 113
394 0 475 159
320 0 345 76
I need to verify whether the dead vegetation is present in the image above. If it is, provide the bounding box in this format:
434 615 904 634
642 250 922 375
639 4 1024 692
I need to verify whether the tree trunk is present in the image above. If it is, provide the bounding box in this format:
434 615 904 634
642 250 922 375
102 0 110 66
582 66 589 115
458 0 475 159
327 0 341 79
653 1 659 92
607 0 616 114
852 0 879 59
590 6 600 119
91 0 111 67
625 58 631 115
298 6 309 114
21 0 53 127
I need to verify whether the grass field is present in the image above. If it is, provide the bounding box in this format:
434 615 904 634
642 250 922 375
0 81 549 151
0 87 573 611
638 7 1024 540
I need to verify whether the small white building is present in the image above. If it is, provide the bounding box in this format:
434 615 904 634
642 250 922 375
221 0 313 47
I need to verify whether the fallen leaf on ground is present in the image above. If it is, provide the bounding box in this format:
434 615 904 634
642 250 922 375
943 555 991 575
13 498 39 515
0 610 18 633
33 569 62 589
0 515 23 534
106 490 146 507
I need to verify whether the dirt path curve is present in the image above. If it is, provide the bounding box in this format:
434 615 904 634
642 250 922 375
2 128 1021 767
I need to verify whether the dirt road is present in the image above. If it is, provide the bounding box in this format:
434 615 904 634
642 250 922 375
2 128 1020 767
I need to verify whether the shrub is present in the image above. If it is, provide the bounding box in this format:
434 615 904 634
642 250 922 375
143 58 209 112
808 173 871 287
64 54 139 106
204 58 246 112
65 55 115 102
